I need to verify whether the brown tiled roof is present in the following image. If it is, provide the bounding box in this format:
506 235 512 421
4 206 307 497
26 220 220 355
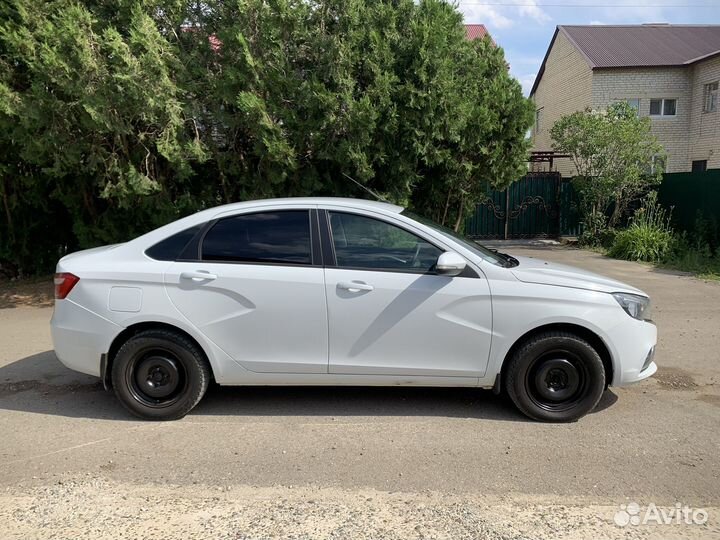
530 24 720 96
465 24 490 41
562 24 720 68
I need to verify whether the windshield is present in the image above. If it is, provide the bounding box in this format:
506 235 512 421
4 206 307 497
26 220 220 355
401 210 515 268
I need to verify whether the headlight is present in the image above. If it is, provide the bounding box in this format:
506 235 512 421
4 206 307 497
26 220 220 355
612 292 652 321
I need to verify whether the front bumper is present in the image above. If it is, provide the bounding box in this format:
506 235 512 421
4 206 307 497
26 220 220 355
608 318 658 386
50 299 122 378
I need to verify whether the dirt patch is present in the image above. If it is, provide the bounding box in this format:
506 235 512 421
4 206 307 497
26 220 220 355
696 394 720 407
0 380 103 398
0 276 54 309
654 367 698 390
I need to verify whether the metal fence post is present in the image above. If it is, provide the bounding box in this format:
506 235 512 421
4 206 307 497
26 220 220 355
504 188 509 240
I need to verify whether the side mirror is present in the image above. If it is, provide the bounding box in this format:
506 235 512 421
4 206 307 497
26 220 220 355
435 251 467 277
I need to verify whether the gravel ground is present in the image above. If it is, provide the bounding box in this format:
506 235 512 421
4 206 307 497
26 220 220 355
2 476 718 540
1 244 719 539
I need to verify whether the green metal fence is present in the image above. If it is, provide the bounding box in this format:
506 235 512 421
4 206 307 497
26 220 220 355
657 170 720 233
466 169 719 240
465 173 582 239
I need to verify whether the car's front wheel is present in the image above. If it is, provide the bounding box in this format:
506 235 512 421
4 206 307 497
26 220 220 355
111 329 210 420
505 331 606 422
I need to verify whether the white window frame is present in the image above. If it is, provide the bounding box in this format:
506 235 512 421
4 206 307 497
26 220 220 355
650 154 667 175
649 98 677 117
626 98 640 111
703 82 718 113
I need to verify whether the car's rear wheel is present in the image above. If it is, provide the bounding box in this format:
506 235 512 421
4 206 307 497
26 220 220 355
111 329 210 420
505 331 605 422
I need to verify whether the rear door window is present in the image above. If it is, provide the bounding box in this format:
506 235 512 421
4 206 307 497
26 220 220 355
201 211 312 265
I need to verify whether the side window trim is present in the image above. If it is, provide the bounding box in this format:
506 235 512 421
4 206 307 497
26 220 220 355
198 209 317 267
309 209 322 266
145 223 204 262
317 209 337 267
173 220 214 262
172 218 218 262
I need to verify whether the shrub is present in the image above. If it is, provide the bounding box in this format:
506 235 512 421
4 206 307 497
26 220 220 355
578 210 609 247
690 212 719 255
608 193 675 262
663 234 720 280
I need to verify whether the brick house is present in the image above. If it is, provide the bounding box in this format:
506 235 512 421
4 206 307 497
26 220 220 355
530 24 720 175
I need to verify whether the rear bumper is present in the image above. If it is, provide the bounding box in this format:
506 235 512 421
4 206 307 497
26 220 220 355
50 299 122 378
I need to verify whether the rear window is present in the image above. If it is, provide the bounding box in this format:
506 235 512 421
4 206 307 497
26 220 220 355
145 225 202 261
201 211 311 265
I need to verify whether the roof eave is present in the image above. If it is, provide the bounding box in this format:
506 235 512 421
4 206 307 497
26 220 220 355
582 49 720 69
529 27 558 98
685 49 720 65
592 63 688 70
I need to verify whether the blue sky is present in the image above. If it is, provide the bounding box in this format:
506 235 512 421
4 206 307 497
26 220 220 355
457 0 720 94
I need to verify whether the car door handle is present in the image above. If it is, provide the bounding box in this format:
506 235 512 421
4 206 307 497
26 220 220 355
180 271 217 281
338 281 374 292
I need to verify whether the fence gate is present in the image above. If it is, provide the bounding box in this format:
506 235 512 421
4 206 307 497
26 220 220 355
465 172 574 239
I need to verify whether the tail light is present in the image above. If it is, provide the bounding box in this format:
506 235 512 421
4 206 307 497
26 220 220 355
54 273 80 300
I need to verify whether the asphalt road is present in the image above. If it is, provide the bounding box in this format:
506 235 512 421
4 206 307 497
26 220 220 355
1 244 719 539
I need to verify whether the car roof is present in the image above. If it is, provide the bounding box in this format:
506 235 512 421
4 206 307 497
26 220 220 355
207 197 404 215
127 197 405 249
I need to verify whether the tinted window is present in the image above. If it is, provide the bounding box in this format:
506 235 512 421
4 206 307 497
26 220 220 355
692 160 708 173
663 99 676 116
145 224 202 261
202 211 311 265
329 212 441 272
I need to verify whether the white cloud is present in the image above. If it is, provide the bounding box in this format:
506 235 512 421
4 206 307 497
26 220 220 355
592 1 669 23
461 5 514 29
516 0 552 24
590 20 606 25
459 0 551 29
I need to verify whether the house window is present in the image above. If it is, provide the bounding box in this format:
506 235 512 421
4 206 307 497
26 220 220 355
704 82 718 113
650 98 676 117
535 108 543 133
626 98 640 111
650 155 667 175
692 160 708 173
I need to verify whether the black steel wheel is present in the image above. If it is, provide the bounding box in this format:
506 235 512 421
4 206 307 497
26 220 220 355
112 329 210 420
127 349 187 408
505 331 605 422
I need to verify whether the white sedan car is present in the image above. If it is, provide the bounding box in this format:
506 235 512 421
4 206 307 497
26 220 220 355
51 197 657 422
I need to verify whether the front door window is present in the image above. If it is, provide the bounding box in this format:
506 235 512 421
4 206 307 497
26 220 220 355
328 212 442 273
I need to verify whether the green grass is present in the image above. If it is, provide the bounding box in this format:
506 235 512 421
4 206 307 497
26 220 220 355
586 245 720 282
660 250 720 281
596 192 720 282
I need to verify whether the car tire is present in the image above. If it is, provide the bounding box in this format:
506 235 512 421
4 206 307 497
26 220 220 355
111 329 210 420
505 331 605 422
